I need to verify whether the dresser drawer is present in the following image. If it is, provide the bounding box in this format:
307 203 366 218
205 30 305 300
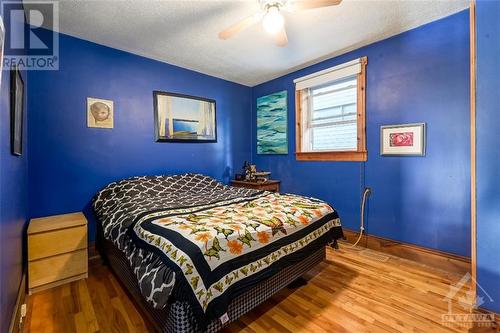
29 249 88 289
28 225 87 261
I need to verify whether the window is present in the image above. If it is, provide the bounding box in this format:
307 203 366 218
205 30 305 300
294 57 367 161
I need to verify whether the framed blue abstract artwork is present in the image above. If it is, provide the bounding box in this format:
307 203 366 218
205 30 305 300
256 90 288 154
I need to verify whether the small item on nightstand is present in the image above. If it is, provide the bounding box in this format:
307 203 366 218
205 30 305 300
254 171 271 182
242 161 250 174
241 161 271 182
246 164 257 181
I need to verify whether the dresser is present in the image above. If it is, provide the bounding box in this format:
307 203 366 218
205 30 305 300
27 212 88 294
230 179 281 192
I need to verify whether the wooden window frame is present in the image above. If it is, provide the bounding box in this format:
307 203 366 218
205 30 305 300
295 56 367 161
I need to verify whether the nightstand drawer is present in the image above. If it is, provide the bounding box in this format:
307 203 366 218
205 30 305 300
255 183 280 192
28 225 87 261
29 249 88 289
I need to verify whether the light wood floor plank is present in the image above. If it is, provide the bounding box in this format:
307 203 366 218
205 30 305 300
25 245 498 333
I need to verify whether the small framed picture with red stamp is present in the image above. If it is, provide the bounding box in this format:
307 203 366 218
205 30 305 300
380 123 426 156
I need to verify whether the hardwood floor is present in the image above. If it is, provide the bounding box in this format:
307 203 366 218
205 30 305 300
24 244 498 333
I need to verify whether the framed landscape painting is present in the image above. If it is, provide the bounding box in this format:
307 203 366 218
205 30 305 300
257 90 288 154
154 91 216 143
380 123 426 156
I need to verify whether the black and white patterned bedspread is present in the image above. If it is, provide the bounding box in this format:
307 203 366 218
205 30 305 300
93 174 262 309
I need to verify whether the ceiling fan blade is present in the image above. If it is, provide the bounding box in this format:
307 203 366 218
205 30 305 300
218 12 264 40
274 27 288 47
288 0 342 11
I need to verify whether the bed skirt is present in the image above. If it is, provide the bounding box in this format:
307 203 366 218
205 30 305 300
97 228 326 333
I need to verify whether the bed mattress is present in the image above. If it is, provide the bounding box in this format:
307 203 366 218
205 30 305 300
93 173 343 329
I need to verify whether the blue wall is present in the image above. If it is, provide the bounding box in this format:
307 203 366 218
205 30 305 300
27 32 252 241
476 0 500 313
0 8 29 333
252 10 471 257
0 69 28 333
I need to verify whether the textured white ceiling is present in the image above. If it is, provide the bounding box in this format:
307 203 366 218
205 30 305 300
35 0 468 86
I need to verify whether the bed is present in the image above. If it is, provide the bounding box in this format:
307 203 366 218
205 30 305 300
93 173 343 332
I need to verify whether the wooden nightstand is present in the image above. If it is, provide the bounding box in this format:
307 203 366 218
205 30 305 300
230 180 281 192
27 212 88 294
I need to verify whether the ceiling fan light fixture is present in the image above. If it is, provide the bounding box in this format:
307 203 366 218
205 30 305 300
262 5 284 35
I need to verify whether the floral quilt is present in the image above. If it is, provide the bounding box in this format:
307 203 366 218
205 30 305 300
131 189 342 327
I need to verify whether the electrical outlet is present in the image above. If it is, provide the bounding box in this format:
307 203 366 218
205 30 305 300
18 303 27 331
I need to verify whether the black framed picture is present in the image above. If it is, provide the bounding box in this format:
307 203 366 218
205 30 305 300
10 66 24 156
153 91 216 143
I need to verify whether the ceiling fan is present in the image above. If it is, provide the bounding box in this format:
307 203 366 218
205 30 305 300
218 0 342 47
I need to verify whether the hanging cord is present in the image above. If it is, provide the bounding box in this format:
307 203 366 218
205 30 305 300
351 187 371 248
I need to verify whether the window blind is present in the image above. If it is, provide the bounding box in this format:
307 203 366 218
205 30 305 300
293 58 362 91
